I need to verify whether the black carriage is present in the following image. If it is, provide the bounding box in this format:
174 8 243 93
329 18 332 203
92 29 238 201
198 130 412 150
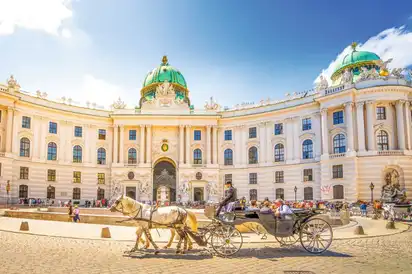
194 206 333 256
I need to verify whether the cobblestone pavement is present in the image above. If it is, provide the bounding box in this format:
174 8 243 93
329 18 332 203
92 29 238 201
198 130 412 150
1 228 411 274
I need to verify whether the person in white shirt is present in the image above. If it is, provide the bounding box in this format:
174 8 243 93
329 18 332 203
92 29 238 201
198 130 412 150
274 199 293 219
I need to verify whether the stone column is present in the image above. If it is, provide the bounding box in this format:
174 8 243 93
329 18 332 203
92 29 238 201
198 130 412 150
39 120 47 161
6 107 13 153
313 113 322 158
113 125 118 164
405 101 412 150
179 125 184 165
212 126 218 164
344 102 354 151
356 102 366 152
11 110 19 155
293 117 300 160
84 125 90 163
321 109 329 155
265 122 272 163
234 126 242 165
366 101 376 151
206 125 212 165
241 126 247 164
32 116 41 159
146 125 152 164
139 125 144 164
259 122 266 163
396 100 406 150
285 118 294 161
185 125 191 164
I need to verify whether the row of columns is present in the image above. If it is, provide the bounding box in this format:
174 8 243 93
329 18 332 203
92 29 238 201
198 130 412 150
321 100 412 155
113 124 218 166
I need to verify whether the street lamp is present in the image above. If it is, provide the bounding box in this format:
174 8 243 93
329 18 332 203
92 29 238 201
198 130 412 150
294 186 298 202
369 182 375 203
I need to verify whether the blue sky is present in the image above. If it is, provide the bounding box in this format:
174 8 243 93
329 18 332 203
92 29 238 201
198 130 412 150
1 0 412 109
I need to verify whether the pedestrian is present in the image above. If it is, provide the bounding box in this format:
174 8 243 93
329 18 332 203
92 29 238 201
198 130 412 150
68 205 73 222
360 202 367 217
28 198 32 207
73 205 80 223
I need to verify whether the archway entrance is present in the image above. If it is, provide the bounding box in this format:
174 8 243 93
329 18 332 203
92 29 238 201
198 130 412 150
153 160 176 202
126 186 136 200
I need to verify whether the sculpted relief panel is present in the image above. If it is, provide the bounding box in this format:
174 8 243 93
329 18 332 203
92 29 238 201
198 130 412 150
152 127 178 162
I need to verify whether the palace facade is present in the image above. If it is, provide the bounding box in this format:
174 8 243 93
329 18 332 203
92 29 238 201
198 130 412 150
1 47 412 204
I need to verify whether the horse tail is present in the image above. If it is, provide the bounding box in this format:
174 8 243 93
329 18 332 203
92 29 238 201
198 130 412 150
186 210 198 233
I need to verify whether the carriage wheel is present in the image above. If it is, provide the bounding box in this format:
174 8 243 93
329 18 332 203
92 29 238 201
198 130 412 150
211 225 243 257
275 233 299 246
299 218 333 254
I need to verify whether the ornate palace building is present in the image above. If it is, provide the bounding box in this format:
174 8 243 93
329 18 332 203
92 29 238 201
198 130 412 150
1 46 412 204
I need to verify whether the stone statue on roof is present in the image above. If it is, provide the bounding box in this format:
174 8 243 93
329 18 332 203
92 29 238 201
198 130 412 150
340 68 353 85
316 75 329 91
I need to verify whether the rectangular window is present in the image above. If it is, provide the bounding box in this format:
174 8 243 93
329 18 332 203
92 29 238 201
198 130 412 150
332 165 343 179
49 122 57 134
249 127 257 138
302 118 312 131
74 126 82 137
303 169 313 182
376 107 386 120
73 171 81 183
73 188 81 200
47 169 56 181
194 130 201 141
224 130 232 141
275 171 284 183
129 130 137 140
224 174 232 184
249 173 257 184
249 189 258 201
20 167 29 179
22 116 31 129
333 111 344 125
274 123 283 135
98 129 106 140
97 173 105 184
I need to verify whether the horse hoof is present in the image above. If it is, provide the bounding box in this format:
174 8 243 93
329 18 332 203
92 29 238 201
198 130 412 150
154 250 160 255
175 250 181 254
163 246 169 249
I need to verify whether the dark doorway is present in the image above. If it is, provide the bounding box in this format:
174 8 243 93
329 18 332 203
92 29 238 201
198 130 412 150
153 160 176 202
126 186 136 200
194 187 204 202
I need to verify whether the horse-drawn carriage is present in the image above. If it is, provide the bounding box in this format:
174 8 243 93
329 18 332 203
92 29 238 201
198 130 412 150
110 196 333 257
198 205 333 256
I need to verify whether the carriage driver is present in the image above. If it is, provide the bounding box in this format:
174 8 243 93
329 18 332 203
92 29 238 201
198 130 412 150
215 181 237 217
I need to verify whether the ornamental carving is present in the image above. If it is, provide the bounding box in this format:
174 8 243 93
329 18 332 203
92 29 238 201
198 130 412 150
111 97 126 109
315 75 329 91
139 180 151 194
204 96 220 111
340 68 353 85
156 80 175 96
36 90 48 99
7 75 20 88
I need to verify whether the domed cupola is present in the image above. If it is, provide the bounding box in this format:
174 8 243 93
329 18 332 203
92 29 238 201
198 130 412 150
139 56 190 107
331 42 383 85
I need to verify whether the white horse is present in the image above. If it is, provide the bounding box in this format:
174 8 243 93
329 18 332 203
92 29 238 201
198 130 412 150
110 195 197 254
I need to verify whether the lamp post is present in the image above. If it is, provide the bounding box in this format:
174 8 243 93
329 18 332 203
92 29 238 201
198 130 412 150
294 186 297 202
369 182 375 203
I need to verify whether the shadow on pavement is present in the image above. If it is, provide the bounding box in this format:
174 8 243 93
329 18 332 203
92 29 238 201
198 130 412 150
124 246 351 260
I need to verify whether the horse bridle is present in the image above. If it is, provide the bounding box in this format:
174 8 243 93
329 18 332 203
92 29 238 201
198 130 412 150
114 198 141 218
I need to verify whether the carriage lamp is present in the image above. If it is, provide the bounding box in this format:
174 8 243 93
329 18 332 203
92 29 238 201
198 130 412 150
294 186 298 202
369 182 375 202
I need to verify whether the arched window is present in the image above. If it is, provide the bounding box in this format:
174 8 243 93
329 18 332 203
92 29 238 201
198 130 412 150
304 187 313 200
224 149 233 165
19 185 28 199
302 139 313 159
377 130 389 151
73 187 81 200
128 148 137 164
20 137 30 157
47 186 55 199
249 189 257 201
333 185 344 199
97 188 105 200
248 146 258 164
73 145 82 163
276 188 284 200
193 149 202 164
97 148 106 165
274 143 284 162
47 142 57 161
333 134 346 154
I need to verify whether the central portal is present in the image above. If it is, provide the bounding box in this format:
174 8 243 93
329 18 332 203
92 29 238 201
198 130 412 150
153 160 176 203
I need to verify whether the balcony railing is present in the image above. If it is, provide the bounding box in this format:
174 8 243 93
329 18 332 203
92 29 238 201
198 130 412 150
329 153 346 159
377 150 404 156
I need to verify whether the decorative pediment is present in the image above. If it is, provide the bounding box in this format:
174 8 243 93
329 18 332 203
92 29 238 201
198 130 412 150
271 136 286 145
329 127 346 135
18 129 33 139
374 123 393 134
299 132 315 140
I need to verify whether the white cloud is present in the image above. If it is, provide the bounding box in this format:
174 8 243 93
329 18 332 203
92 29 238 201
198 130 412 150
0 0 73 36
317 26 412 83
76 74 130 108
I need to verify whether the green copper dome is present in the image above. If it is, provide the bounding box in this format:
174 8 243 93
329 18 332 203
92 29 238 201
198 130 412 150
142 56 187 88
331 43 381 81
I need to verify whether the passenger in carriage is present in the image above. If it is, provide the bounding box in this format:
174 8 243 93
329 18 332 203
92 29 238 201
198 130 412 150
260 201 273 214
274 199 293 219
215 181 237 217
